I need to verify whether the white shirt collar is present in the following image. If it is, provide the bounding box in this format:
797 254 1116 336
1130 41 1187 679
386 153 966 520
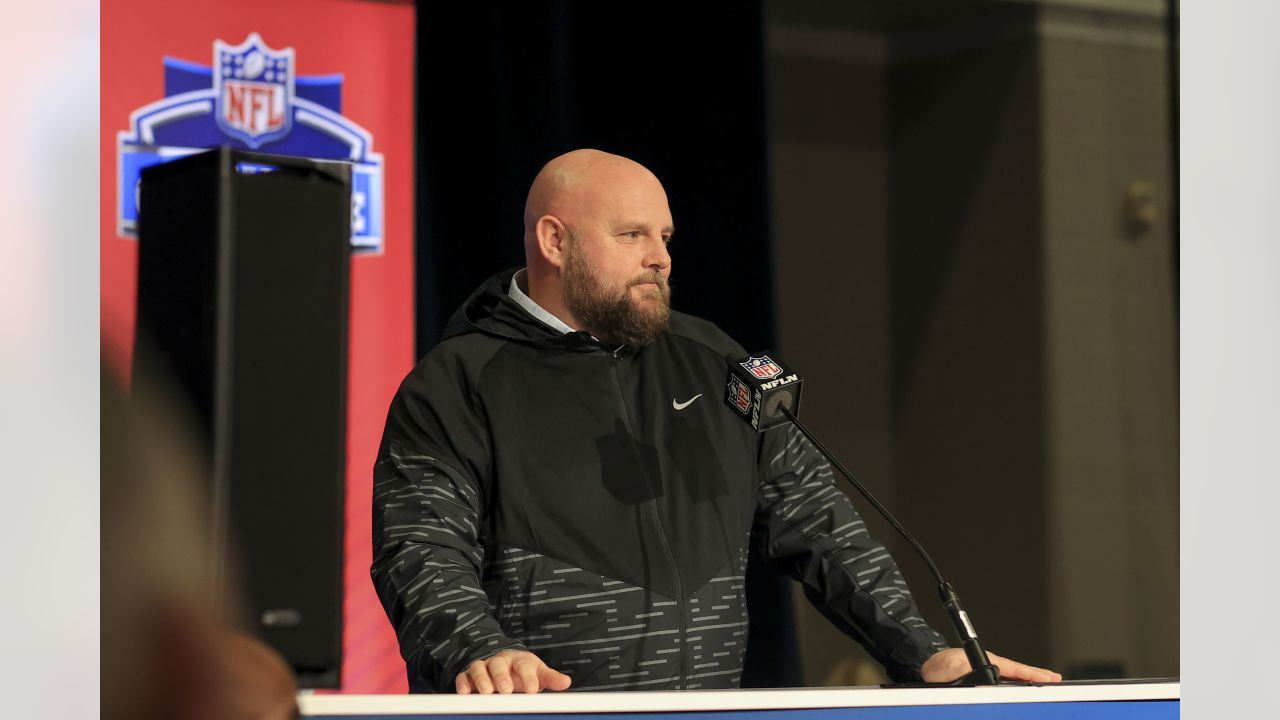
508 269 578 335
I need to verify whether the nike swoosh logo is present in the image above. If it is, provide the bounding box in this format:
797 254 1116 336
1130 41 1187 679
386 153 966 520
672 394 703 411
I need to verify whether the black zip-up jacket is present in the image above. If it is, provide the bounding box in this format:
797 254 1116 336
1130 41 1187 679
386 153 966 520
372 269 948 692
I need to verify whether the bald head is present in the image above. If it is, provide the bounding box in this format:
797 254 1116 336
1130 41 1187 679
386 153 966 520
523 149 666 254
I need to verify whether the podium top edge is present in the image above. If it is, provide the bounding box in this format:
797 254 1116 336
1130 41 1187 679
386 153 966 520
297 681 1180 716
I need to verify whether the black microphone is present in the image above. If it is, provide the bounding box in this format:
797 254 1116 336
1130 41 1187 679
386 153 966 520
725 353 1003 687
724 354 804 430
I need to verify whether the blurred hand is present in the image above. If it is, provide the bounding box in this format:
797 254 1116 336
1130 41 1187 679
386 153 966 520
921 648 1062 684
455 650 572 694
218 630 299 720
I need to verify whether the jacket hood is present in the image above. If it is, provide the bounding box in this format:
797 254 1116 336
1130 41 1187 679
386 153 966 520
441 268 599 351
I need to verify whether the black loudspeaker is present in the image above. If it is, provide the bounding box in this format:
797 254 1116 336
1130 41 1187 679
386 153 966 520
135 147 349 688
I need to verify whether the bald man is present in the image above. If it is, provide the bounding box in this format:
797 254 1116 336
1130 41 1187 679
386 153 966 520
371 150 1060 694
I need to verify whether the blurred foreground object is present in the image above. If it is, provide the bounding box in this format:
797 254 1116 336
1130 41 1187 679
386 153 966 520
102 367 299 720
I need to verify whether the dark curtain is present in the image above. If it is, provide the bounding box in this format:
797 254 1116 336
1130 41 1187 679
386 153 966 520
414 0 800 688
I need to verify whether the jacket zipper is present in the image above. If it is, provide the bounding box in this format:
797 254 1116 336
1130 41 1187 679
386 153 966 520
608 348 687 689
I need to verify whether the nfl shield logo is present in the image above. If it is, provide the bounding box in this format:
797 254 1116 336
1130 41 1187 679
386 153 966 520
728 375 752 414
741 355 783 380
214 33 294 148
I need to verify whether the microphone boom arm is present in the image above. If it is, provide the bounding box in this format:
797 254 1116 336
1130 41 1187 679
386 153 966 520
777 405 1001 686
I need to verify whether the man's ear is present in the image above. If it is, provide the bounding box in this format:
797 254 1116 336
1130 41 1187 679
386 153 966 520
536 215 569 270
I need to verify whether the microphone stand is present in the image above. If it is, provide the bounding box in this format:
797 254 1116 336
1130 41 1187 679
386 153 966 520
778 406 1002 686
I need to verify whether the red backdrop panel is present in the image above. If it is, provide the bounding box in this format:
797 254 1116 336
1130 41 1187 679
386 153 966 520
102 0 414 693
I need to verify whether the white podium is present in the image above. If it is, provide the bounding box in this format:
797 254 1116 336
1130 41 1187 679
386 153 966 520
299 681 1179 719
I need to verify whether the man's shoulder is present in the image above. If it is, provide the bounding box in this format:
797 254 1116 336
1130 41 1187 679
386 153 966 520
400 331 508 395
665 311 747 359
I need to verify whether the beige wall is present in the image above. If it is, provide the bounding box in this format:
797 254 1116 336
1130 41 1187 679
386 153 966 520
1040 10 1179 677
765 0 1177 684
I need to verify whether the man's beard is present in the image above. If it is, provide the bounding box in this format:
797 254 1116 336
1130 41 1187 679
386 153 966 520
563 232 672 347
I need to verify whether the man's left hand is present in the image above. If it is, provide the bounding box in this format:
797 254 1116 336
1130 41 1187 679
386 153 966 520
921 648 1062 684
